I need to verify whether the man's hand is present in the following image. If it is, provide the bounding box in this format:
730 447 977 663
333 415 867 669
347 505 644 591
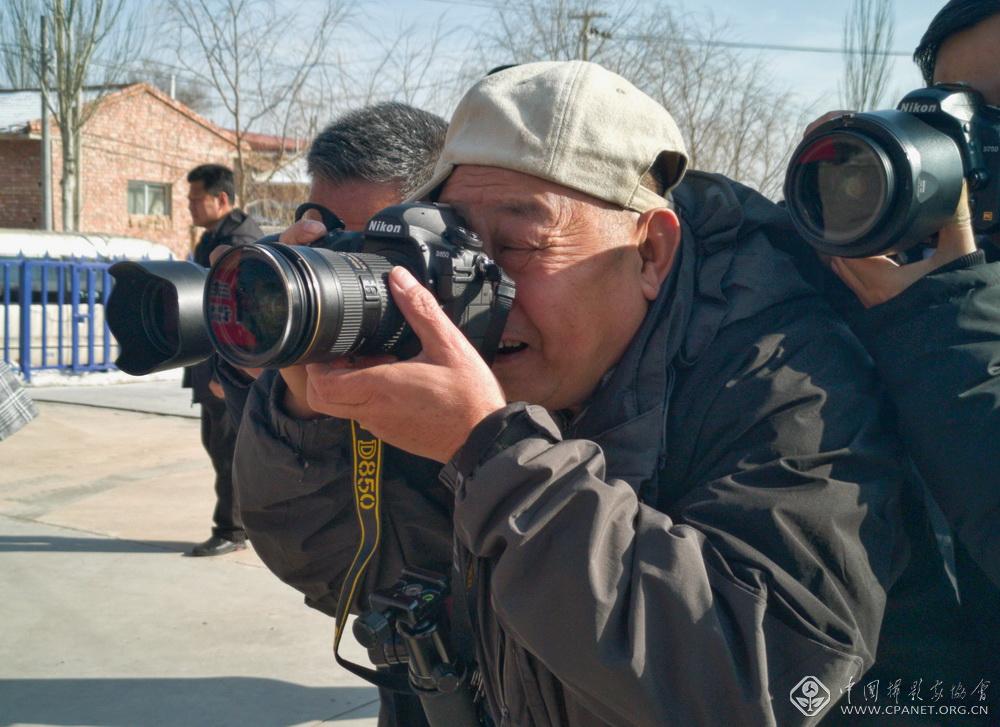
825 185 977 308
208 379 225 400
304 267 508 463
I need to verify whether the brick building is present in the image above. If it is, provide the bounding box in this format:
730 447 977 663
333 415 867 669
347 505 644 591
0 84 300 258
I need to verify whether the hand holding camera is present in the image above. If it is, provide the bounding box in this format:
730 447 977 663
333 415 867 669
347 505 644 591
305 265 507 462
106 202 515 458
787 83 997 305
826 184 976 307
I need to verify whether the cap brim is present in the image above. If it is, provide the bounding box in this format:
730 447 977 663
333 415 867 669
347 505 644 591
406 163 455 203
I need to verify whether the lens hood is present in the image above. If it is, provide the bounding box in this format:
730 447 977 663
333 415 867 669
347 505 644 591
107 260 213 375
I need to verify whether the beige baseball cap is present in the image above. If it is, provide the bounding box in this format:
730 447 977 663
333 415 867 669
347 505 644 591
408 60 688 212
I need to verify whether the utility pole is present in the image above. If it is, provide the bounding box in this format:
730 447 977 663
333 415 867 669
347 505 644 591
569 11 609 61
40 14 53 231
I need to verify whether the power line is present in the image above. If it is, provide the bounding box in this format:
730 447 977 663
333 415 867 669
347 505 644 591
569 11 610 62
1 32 916 68
404 0 911 57
614 36 912 57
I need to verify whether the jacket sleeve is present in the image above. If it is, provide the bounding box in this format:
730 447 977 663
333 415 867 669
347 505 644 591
850 255 1000 588
233 370 453 616
444 307 905 726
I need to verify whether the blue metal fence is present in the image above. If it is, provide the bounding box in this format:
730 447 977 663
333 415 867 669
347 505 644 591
0 256 117 382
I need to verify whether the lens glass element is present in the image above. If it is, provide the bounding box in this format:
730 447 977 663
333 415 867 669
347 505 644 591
207 248 290 357
791 134 891 243
142 279 179 354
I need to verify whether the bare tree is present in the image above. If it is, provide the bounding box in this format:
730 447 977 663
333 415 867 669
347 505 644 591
318 17 471 119
168 0 349 205
0 0 38 89
841 0 895 110
473 0 801 198
0 0 142 230
126 60 215 114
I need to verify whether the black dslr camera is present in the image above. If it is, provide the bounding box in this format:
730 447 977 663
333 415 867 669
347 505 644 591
106 203 515 374
784 83 1000 257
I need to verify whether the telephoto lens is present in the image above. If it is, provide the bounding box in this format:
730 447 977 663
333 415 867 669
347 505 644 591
206 243 406 369
785 111 964 257
204 202 513 370
783 84 1000 257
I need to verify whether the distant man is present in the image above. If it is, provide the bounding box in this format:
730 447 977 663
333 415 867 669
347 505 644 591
183 163 262 557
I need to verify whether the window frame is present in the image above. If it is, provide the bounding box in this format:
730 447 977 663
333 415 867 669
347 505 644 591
127 180 172 217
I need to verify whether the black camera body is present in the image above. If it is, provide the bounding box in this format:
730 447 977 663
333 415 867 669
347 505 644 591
107 203 514 375
785 84 1000 257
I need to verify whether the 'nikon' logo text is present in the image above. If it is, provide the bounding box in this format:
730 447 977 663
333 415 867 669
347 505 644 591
899 102 937 113
368 220 403 234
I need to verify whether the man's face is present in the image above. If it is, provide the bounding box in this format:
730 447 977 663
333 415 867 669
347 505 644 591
187 181 228 228
934 12 1000 247
439 165 671 413
305 177 402 231
933 12 1000 105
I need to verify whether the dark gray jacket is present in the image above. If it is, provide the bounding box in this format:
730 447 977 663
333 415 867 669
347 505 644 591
233 172 908 726
849 252 1000 589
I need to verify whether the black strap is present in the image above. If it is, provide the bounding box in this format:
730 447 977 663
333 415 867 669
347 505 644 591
332 421 411 693
479 262 516 367
294 202 346 232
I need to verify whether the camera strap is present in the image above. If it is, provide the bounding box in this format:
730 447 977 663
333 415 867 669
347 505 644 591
480 264 516 366
331 420 411 693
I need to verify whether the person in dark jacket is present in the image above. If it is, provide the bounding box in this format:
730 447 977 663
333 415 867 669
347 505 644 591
822 0 1000 596
215 103 449 726
800 5 1000 721
183 163 262 557
233 62 911 726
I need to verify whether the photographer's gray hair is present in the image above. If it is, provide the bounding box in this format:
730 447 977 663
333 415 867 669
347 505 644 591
307 103 447 198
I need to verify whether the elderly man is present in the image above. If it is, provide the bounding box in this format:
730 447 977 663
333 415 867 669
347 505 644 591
236 63 906 726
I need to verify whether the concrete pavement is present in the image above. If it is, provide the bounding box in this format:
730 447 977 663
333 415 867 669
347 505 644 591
1 375 380 727
27 371 198 419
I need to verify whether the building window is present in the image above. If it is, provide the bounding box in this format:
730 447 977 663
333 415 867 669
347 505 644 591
127 181 171 216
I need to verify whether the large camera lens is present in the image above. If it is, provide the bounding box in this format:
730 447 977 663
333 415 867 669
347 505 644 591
787 134 893 245
207 250 294 359
206 243 407 369
785 110 966 257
